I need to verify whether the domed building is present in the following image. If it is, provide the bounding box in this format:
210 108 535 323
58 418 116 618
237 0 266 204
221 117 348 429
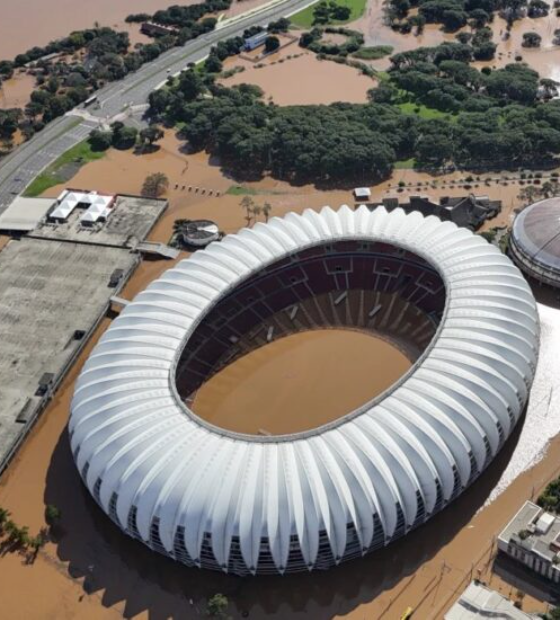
510 197 560 287
69 206 539 576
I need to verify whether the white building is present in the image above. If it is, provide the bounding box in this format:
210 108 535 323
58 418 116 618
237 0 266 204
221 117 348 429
69 206 539 576
445 581 541 619
498 501 560 584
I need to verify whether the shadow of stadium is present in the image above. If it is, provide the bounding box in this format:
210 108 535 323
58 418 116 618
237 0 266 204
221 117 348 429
44 413 524 620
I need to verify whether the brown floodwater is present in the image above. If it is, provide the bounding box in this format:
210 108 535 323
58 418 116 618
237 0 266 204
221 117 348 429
0 72 36 110
193 329 411 435
221 49 375 105
42 128 557 243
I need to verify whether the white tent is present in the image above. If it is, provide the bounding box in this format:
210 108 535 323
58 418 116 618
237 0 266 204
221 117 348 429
50 190 114 222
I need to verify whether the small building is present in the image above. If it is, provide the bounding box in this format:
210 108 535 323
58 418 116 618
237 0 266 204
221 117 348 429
243 31 268 51
0 197 56 233
140 21 180 37
353 187 371 201
366 194 501 230
445 581 540 619
498 500 560 586
177 219 220 248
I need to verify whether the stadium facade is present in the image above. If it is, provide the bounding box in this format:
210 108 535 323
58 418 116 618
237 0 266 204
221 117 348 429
70 206 539 576
509 197 560 287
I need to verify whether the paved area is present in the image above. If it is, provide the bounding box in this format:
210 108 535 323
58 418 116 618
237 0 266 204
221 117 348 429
0 0 314 215
31 195 168 248
0 237 138 466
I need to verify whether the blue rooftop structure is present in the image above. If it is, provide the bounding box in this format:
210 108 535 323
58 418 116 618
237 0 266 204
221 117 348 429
243 31 268 51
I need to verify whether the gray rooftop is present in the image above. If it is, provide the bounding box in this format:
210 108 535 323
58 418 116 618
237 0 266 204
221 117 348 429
499 501 560 561
30 194 167 248
445 581 540 619
0 237 137 469
0 197 56 232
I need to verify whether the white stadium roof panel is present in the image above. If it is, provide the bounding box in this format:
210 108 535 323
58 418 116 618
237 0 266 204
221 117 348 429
69 206 539 576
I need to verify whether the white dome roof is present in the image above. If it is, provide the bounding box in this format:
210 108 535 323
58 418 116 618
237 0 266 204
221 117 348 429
69 206 539 575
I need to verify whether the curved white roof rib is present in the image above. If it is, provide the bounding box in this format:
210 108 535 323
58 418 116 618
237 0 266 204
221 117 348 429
69 206 539 575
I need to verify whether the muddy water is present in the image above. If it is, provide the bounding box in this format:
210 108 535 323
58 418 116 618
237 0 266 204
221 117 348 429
0 0 269 60
221 50 375 105
193 329 411 435
42 129 551 241
0 72 36 110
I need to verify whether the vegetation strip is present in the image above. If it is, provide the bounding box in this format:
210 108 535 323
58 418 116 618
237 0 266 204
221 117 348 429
23 139 105 197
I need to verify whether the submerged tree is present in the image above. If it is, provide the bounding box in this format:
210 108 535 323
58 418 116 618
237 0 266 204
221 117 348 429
142 172 169 198
240 196 255 226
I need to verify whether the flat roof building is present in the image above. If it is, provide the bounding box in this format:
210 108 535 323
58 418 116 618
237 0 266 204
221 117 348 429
0 197 56 233
498 501 560 586
368 194 501 230
445 581 540 619
353 187 371 200
244 31 268 51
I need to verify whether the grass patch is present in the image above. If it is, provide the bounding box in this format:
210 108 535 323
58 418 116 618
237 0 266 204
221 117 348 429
24 140 106 197
226 185 290 196
398 101 455 121
226 185 258 196
394 158 415 169
290 0 367 28
352 45 393 60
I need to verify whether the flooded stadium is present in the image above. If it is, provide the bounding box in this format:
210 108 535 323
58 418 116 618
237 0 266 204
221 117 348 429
193 329 411 435
1 192 560 616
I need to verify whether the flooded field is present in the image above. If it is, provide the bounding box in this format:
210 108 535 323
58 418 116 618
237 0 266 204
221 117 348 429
0 72 35 110
40 128 551 243
193 329 411 435
221 50 375 105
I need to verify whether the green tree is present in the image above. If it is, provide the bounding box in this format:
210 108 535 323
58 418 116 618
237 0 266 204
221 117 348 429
0 507 11 534
251 204 262 224
240 196 255 226
149 89 171 115
205 54 223 74
139 125 165 149
178 69 206 100
142 172 169 197
111 123 138 149
468 8 490 27
265 36 281 54
441 9 468 30
89 129 113 151
517 185 542 205
206 593 229 618
541 179 560 198
522 31 542 48
262 202 272 222
45 504 61 526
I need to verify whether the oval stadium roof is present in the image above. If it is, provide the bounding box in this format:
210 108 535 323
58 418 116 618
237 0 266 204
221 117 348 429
510 197 560 286
69 205 539 575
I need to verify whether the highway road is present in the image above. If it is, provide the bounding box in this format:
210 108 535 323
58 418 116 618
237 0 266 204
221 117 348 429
0 0 315 212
